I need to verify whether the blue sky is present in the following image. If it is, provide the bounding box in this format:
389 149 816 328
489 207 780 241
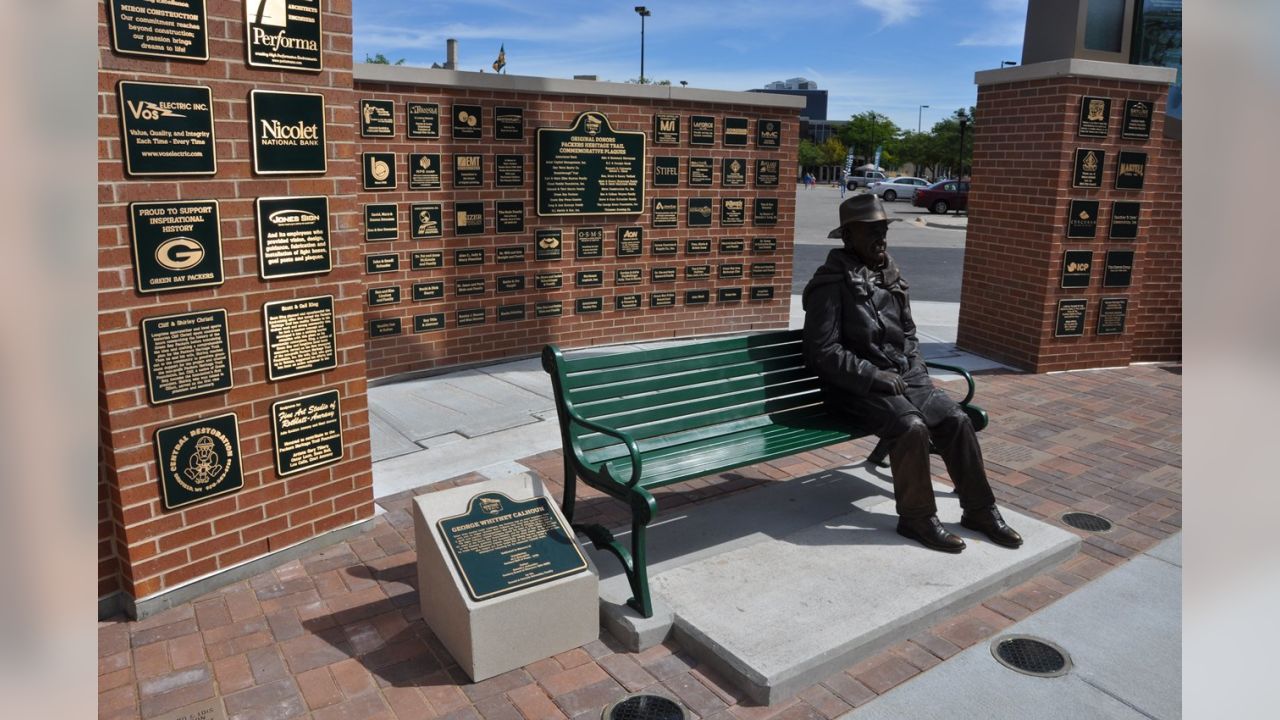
353 1 1029 132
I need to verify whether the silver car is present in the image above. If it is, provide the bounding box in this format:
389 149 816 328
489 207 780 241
868 176 930 202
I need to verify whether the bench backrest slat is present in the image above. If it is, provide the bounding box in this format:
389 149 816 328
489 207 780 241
569 354 806 404
561 329 801 373
575 366 817 418
562 340 803 391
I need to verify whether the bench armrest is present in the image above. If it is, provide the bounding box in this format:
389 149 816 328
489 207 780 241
925 361 976 406
562 409 644 488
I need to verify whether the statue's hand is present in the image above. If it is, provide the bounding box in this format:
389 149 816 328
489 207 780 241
871 370 907 395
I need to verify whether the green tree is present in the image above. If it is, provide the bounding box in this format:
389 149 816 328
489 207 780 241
626 78 672 85
364 53 405 65
819 137 848 167
797 139 824 171
927 106 977 178
838 111 901 166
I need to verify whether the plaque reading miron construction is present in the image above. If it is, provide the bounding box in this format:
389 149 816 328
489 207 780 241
256 196 330 279
263 295 336 381
142 309 233 404
109 0 209 61
245 0 322 71
271 389 343 477
155 412 243 510
537 111 645 216
250 89 326 174
130 200 224 292
118 81 216 176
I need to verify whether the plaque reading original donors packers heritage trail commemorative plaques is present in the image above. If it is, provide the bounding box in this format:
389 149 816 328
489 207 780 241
109 0 209 61
250 89 326 174
271 389 343 476
438 492 588 601
537 112 645 216
142 309 232 404
129 200 224 292
155 412 244 510
256 196 331 278
118 82 216 176
263 295 337 381
245 0 322 71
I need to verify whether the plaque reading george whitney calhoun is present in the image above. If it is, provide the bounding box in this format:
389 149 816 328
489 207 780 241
407 102 440 138
142 309 232 404
256 196 330 279
537 111 645 216
437 491 588 601
1071 148 1104 189
1109 201 1141 240
130 200 224 292
1066 199 1100 239
653 114 680 144
245 0 322 71
271 389 343 477
118 81 216 176
1077 96 1111 138
109 0 209 61
263 295 336 381
250 89 326 174
359 98 395 137
155 412 243 510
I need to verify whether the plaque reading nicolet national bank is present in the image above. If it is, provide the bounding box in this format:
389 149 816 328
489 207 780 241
250 90 327 174
537 112 645 216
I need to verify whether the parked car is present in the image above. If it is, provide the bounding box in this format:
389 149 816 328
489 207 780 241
913 179 970 214
868 176 929 202
845 169 887 190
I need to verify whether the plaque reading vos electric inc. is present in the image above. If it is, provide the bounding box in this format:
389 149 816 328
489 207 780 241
118 81 216 176
271 389 343 477
141 309 232 405
263 295 336 381
437 492 588 601
109 0 209 61
256 196 330 279
155 412 243 511
537 112 645 216
250 89 326 174
130 200 224 292
245 0 322 71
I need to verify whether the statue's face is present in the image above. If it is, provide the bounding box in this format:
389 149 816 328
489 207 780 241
844 222 889 268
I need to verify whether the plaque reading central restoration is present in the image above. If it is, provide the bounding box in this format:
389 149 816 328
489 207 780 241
271 389 343 477
263 295 336 381
537 111 645 216
155 412 243 510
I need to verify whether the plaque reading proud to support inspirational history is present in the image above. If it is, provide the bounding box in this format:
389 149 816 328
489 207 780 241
537 111 645 216
118 82 216 176
495 155 524 187
1109 201 1141 239
256 196 330 279
652 198 679 228
359 99 395 137
271 389 343 477
263 295 336 381
1072 148 1104 189
363 152 397 190
1066 199 1100 239
757 119 781 148
250 89 326 174
130 200 224 292
109 0 209 61
1122 99 1153 139
755 159 780 187
654 114 680 144
495 107 524 139
1055 299 1088 337
155 412 243 510
690 115 716 145
409 153 442 190
1077 96 1111 137
364 203 398 242
654 156 679 187
723 117 749 146
142 309 232 404
1114 151 1147 191
438 491 589 601
1060 250 1093 288
1097 297 1129 335
453 105 482 139
245 0 322 71
408 102 440 138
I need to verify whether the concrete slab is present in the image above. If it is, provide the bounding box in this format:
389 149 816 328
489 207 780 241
1145 532 1181 567
475 357 555 399
369 409 424 462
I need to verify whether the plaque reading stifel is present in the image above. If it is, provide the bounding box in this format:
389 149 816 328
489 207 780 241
130 200 224 292
654 156 680 187
363 152 397 190
271 389 343 477
250 89 326 174
495 107 524 139
537 112 645 216
690 115 716 145
245 0 322 71
1055 299 1088 337
407 102 440 138
256 196 330 279
1072 148 1105 189
109 0 209 61
409 153 442 190
118 81 216 176
364 203 398 242
155 412 243 511
360 99 395 137
453 105 482 139
1066 199 1100 239
263 295 336 381
1077 96 1111 138
141 309 233 405
1109 201 1141 240
1122 99 1153 139
654 114 680 144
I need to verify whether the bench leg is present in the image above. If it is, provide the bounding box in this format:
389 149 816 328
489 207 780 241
867 437 892 468
625 515 653 618
561 456 578 523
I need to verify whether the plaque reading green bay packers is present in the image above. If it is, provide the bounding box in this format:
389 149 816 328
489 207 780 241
271 389 342 477
496 246 526 263
118 82 216 176
369 318 401 337
651 238 678 255
497 275 526 293
1072 148 1104 189
576 270 603 287
686 238 711 255
1122 99 1152 139
438 491 588 601
109 0 209 61
409 153 442 190
130 200 224 292
142 309 232 404
365 254 399 273
411 203 443 239
753 198 779 226
654 156 680 187
360 99 395 137
245 0 322 71
1066 199 1100 239
499 304 526 321
1061 249 1093 288
367 286 400 306
415 313 445 332
455 248 485 266
495 201 525 234
685 289 710 305
752 237 777 253
263 295 336 380
755 159 780 187
453 153 483 188
651 267 676 283
689 157 714 186
1097 297 1129 335
650 291 676 308
723 117 749 146
719 238 745 254
456 278 486 297
718 287 743 302
1104 250 1135 287
617 226 643 256
654 114 680 144
1055 299 1088 337
155 412 243 510
721 198 746 226
453 105 482 139
455 202 485 235
495 107 524 139
652 198 679 228
576 227 604 258
1109 202 1141 240
1114 151 1147 191
536 230 563 260
363 152 397 190
1077 96 1111 138
255 197 329 279
535 272 563 290
615 268 643 285
690 115 716 145
575 297 603 314
688 198 712 227
458 308 487 326
412 251 443 269
615 294 642 310
413 281 444 302
250 89 325 174
364 203 398 242
757 119 781 148
495 155 524 187
408 102 440 138
537 111 645 215
536 301 563 317
722 159 747 187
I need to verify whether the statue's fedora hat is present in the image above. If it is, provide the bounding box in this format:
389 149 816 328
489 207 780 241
827 193 899 238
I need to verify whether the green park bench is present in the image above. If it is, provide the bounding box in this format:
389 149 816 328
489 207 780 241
541 328 987 618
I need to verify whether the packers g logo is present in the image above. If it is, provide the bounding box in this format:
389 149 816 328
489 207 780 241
155 237 205 271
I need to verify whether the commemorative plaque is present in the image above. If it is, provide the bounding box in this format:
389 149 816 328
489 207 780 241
535 230 563 260
495 155 524 187
718 263 744 279
255 197 329 279
1109 201 1141 240
245 0 322 71
1054 299 1088 337
721 198 746 226
360 99 395 137
1122 99 1153 139
757 119 781 148
109 0 209 61
615 268 643 285
263 295 336 381
495 107 524 140
1071 148 1104 189
453 153 483 188
719 238 745 254
688 198 713 227
617 227 643 256
271 389 343 477
363 152 397 190
1104 250 1135 287
409 153 442 190
752 237 777 253
652 198 679 228
455 202 485 235
723 117 749 146
722 159 747 187
689 157 714 186
1060 250 1093 288
654 157 680 187
154 412 243 510
130 200 224 292
141 309 232 404
654 114 680 144
1097 297 1129 335
250 89 326 174
685 289 710 305
650 291 676 308
575 297 603 314
368 286 400 306
536 301 563 317
651 267 677 283
615 294 642 310
690 115 716 145
458 308 487 327
411 203 443 239
497 275 526 293
1114 151 1147 191
537 112 645 216
496 246 526 263
686 238 711 255
365 254 399 273
455 248 485 266
118 82 216 176
495 201 525 234
364 203 398 242
750 286 775 301
651 239 678 255
685 264 711 280
755 159 780 187
750 262 776 277
369 318 402 337
718 288 743 302
576 228 604 258
413 281 444 302
407 102 440 138
498 305 526 322
535 273 563 290
1066 199 1100 239
1077 96 1111 138
575 270 603 288
412 251 443 269
453 105 482 139
456 278 486 297
753 198 779 226
415 313 445 333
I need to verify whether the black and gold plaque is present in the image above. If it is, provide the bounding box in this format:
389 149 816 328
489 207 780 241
685 264 711 280
498 304 526 321
497 274 526 293
1061 249 1093 288
654 114 680 144
255 197 329 279
537 112 645 216
723 117 749 146
1109 201 1141 240
412 251 443 269
154 412 243 511
458 308 487 327
456 277 486 297
455 202 485 235
455 248 485 266
575 297 603 314
263 295 336 381
722 159 747 187
368 286 400 306
409 153 442 190
690 115 716 145
1097 297 1129 335
453 153 483 188
617 226 643 256
360 99 395 137
407 102 440 138
365 253 399 273
536 229 563 260
757 119 781 148
615 268 643 285
615 294 642 310
495 155 525 187
718 263 744 279
750 286 775 301
576 270 603 287
250 89 325 174
688 198 713 227
118 82 216 176
753 198 779 226
1104 250 1135 287
1114 151 1147 191
271 389 343 477
686 238 711 255
130 200 224 292
1122 99 1153 139
364 203 398 242
651 267 677 282
413 281 444 302
495 201 525 234
650 291 676 308
414 313 445 333
718 288 743 302
109 0 209 61
1072 148 1105 189
369 318 402 337
685 289 710 305
752 237 778 253
536 301 563 318
1054 299 1088 337
363 152 397 190
142 309 232 404
576 227 604 258
535 273 563 290
755 159 780 187
689 157 714 186
721 198 746 226
1077 96 1111 138
654 156 680 187
750 262 776 277
496 246 526 263
1066 199 1100 239
719 238 745 254
652 198 679 228
651 238 678 255
245 0 322 71
411 203 443 239
495 107 524 139
453 104 482 139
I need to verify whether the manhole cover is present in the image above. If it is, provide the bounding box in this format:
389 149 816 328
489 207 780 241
990 635 1071 677
1061 511 1113 532
602 694 686 720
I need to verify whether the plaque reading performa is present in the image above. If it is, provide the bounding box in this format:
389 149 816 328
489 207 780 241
130 200 224 292
652 198 679 228
1122 99 1153 139
688 198 712 227
411 203 443 239
690 115 716 145
1110 202 1141 239
364 203 398 241
363 152 397 190
689 158 714 186
437 491 589 601
654 157 680 187
1097 297 1129 335
1072 148 1104 189
109 0 209 61
360 99 395 137
154 412 243 511
255 197 329 279
263 295 336 381
495 201 525 234
118 82 216 176
495 107 524 139
757 119 781 148
453 105 482 139
495 155 524 187
455 202 485 235
409 153 442 190
576 228 604 258
250 90 326 174
408 102 440 138
1061 250 1093 288
755 159 780 187
654 114 680 144
617 227 643 256
1114 151 1147 191
141 309 232 404
369 318 401 337
1055 299 1088 337
754 198 779 226
1066 199 1100 239
722 159 747 187
536 230 563 260
271 389 343 477
1104 250 1135 287
723 117 749 146
1077 96 1111 137
453 153 483 188
245 0 322 71
537 111 645 216
721 198 746 226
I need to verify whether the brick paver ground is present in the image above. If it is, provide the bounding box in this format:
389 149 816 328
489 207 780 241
99 363 1180 719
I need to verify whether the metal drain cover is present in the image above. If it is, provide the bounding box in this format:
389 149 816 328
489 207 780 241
602 694 686 720
1061 511 1113 532
991 635 1071 677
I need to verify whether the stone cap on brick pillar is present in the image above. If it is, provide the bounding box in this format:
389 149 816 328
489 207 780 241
975 58 1178 87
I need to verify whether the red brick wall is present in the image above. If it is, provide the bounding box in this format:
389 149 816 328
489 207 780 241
1132 132 1181 361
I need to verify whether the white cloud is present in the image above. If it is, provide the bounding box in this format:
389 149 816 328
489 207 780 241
957 21 1025 47
856 0 926 28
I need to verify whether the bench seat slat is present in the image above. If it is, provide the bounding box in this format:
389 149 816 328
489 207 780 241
563 342 803 389
577 373 822 426
569 355 808 404
562 330 801 373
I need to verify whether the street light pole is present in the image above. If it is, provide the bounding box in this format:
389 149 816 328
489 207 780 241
917 104 929 133
634 6 651 84
957 112 969 180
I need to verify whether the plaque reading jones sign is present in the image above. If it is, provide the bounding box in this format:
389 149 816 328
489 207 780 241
537 112 645 216
245 0 322 71
263 295 336 381
130 200 224 292
142 309 232 404
118 81 216 176
256 196 330 279
271 389 343 477
109 0 209 61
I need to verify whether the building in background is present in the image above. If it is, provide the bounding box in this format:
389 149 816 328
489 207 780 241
750 78 844 145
